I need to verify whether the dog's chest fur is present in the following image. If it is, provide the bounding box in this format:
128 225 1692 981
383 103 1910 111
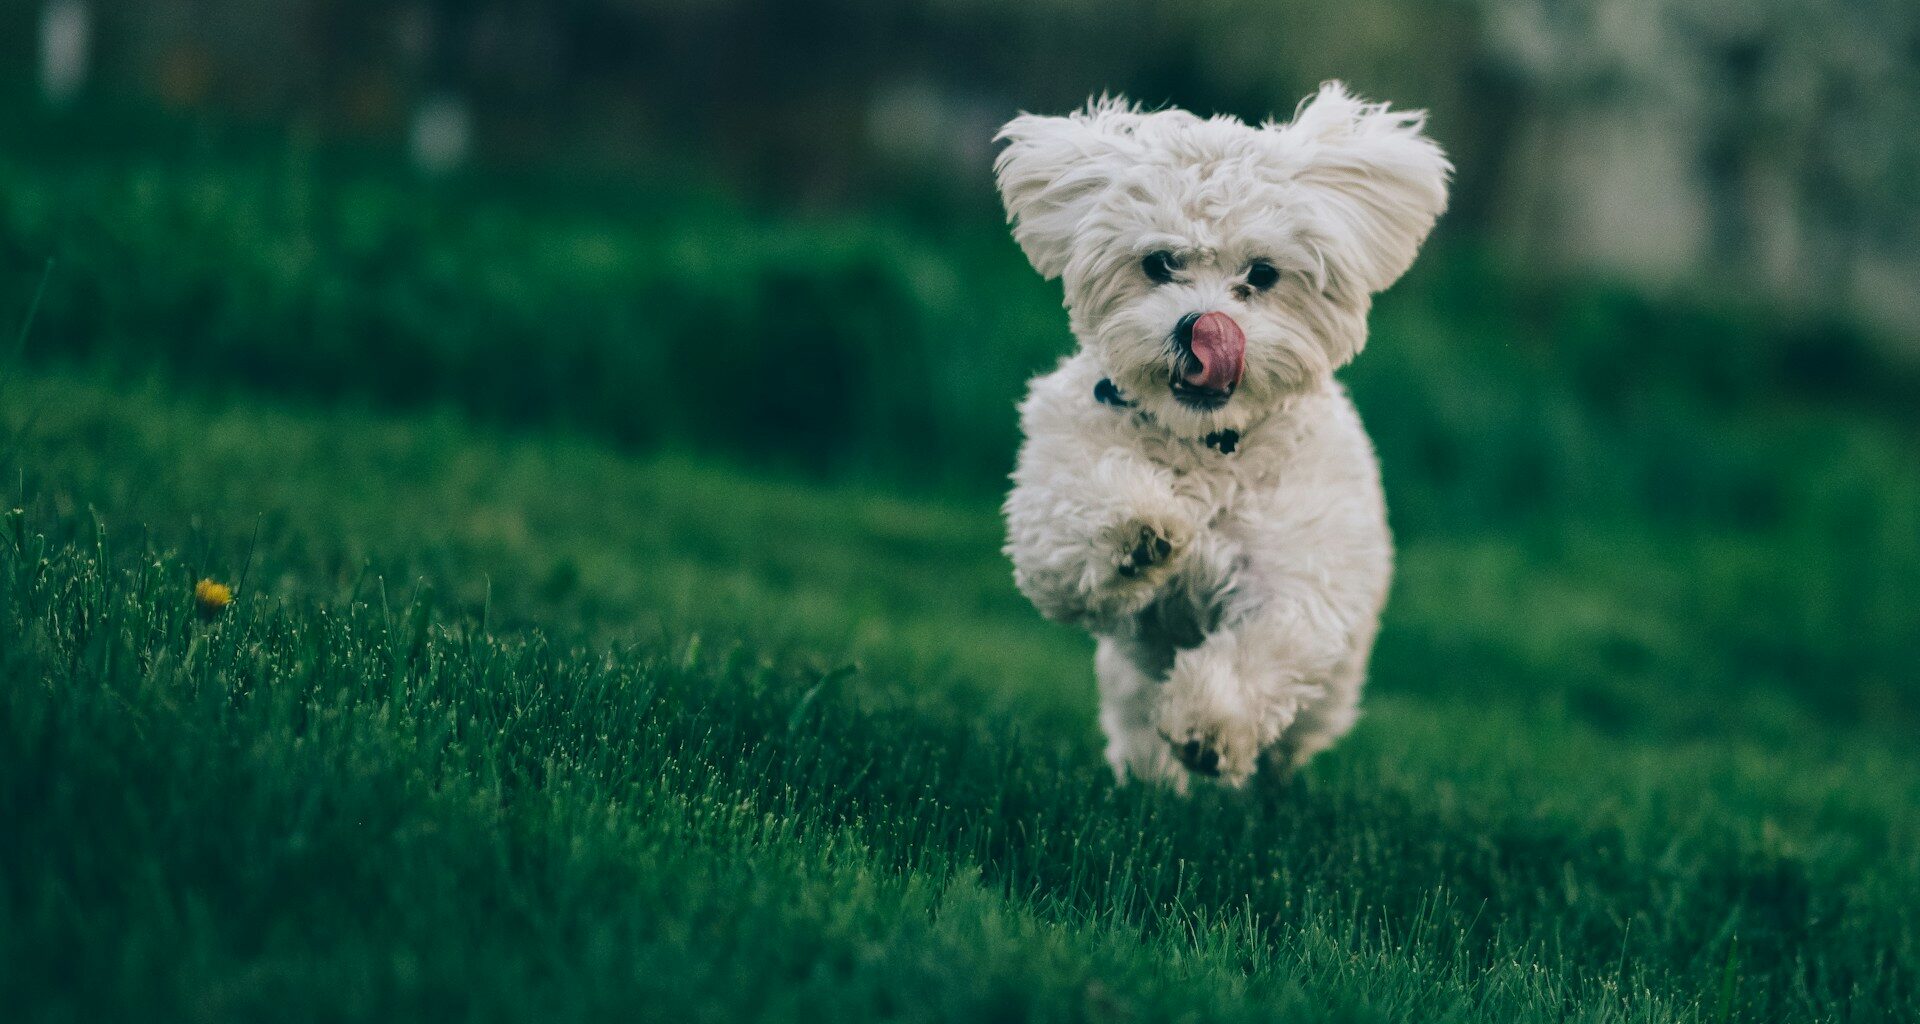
1023 351 1388 653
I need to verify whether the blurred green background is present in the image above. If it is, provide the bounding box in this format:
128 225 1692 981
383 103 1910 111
4 1 1919 491
2 3 1918 1022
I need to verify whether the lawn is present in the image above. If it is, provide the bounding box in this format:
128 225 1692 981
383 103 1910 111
2 123 1917 1022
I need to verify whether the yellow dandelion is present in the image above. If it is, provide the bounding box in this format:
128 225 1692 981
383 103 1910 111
195 578 234 618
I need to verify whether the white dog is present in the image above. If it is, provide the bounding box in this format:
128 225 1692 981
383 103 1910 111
997 83 1449 790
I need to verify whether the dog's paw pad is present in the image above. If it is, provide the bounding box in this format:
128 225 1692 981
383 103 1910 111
1173 738 1221 776
1158 715 1261 786
1116 526 1173 579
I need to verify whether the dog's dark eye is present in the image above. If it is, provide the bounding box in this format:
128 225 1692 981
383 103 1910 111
1141 250 1180 284
1245 261 1280 291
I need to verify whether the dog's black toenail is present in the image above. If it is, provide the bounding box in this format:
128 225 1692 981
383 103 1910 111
1151 536 1171 559
1195 747 1220 773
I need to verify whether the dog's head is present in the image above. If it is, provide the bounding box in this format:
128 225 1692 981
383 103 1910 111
995 83 1450 434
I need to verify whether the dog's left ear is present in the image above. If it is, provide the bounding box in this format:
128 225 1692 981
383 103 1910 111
1276 82 1452 295
994 98 1139 279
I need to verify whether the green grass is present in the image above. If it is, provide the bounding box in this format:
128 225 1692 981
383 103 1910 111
3 367 1917 1022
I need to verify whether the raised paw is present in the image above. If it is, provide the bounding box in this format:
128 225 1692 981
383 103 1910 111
1114 524 1174 580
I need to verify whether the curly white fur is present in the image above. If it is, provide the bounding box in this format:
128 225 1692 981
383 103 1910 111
997 83 1450 790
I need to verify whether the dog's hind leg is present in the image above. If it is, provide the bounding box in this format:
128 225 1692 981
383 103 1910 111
1095 636 1187 790
1269 643 1370 777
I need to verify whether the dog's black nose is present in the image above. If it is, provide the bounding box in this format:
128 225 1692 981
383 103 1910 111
1172 312 1203 350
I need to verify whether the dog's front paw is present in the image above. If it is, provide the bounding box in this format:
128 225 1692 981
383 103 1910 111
1155 674 1265 787
1157 719 1261 786
1106 515 1190 592
1114 523 1173 579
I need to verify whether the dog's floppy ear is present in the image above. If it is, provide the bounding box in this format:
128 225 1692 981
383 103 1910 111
994 98 1137 279
1278 82 1451 295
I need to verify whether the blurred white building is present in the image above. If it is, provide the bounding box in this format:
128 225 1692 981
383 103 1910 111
1488 0 1920 342
39 0 91 106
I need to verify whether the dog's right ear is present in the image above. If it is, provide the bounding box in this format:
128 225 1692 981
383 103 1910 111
993 99 1134 279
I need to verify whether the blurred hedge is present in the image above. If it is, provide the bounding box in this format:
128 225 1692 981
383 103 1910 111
0 149 1063 487
2 138 1914 543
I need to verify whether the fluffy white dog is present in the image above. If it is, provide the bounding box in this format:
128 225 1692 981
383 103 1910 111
997 83 1449 790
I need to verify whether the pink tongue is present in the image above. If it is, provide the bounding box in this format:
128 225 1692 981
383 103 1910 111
1185 312 1245 392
